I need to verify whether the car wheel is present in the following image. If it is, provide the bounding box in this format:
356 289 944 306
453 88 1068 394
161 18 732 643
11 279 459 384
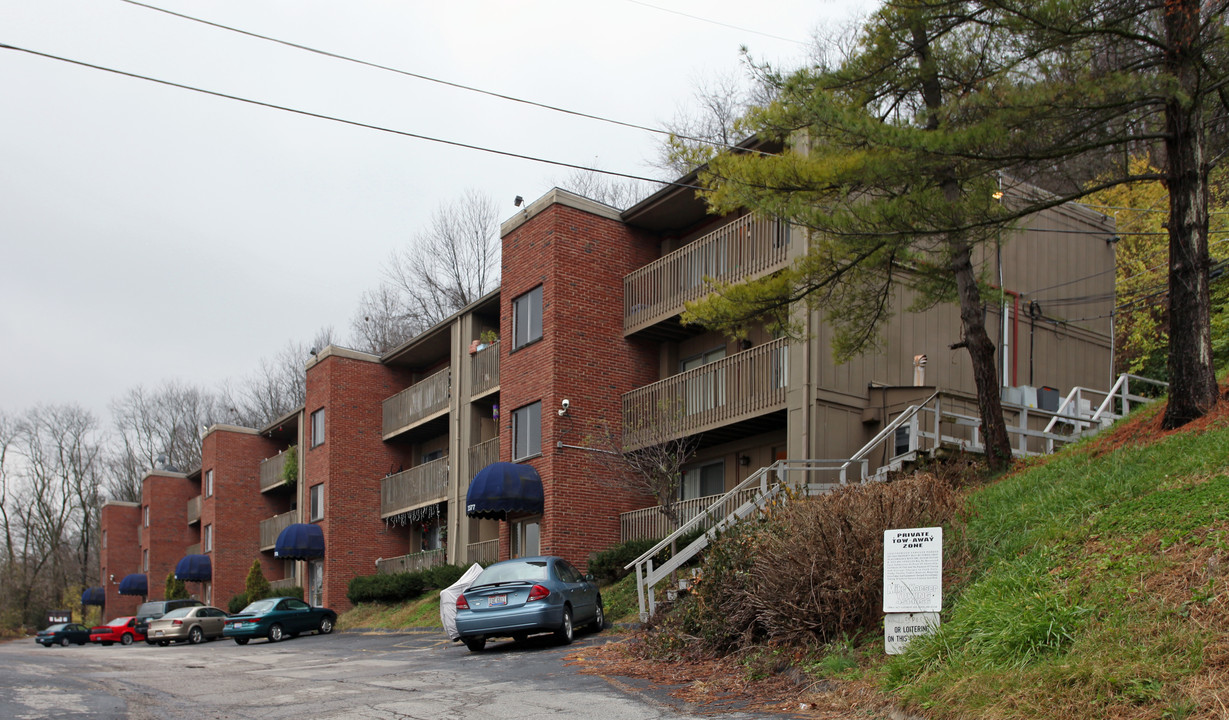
463 637 486 652
554 607 574 645
121 633 134 646
268 624 284 643
145 639 157 646
234 638 249 646
59 637 70 647
188 626 203 645
589 597 605 632
318 616 334 635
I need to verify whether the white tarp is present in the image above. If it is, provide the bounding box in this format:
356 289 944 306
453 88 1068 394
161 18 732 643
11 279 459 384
440 563 485 641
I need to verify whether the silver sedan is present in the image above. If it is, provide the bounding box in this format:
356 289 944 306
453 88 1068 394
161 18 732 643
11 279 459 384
146 605 229 645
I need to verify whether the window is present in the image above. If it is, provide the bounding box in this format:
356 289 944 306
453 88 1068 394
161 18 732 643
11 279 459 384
512 286 543 349
102 530 107 549
422 449 444 464
308 559 324 606
681 460 725 500
204 524 213 552
143 506 149 527
512 402 541 460
310 484 324 521
205 469 214 497
142 549 148 572
311 408 325 448
512 517 541 558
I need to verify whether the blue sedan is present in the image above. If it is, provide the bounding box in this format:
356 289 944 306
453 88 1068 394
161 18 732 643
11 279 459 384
454 556 603 652
222 597 336 644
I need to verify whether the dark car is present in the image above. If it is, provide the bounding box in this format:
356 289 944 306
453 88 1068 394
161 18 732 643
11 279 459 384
223 597 336 644
134 598 203 641
454 556 603 652
36 623 91 647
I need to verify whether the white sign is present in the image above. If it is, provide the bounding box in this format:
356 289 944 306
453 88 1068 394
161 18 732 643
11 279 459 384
883 527 942 613
884 612 940 654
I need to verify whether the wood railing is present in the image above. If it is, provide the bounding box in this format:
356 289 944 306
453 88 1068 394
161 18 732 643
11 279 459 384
382 368 451 436
470 342 500 397
466 539 499 565
376 549 446 575
186 495 201 525
624 215 789 335
185 543 201 556
622 338 789 449
260 450 294 492
380 458 449 518
259 510 298 551
467 437 499 475
269 577 298 591
619 487 761 542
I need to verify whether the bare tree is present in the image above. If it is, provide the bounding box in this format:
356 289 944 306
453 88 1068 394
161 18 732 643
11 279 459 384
221 327 334 429
106 381 221 502
349 285 420 355
554 166 658 211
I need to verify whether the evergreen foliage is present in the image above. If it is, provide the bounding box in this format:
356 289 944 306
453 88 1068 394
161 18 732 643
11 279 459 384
164 572 189 601
244 560 271 603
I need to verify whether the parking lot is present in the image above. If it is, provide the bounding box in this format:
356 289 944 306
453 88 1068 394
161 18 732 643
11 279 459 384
0 629 777 719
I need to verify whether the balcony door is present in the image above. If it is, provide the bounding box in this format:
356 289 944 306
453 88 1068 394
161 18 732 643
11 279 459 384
681 347 726 415
308 559 324 607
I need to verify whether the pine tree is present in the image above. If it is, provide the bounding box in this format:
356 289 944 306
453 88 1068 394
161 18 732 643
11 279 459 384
244 560 271 603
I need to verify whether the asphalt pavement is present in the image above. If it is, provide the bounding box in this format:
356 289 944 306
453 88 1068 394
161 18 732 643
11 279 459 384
0 628 780 719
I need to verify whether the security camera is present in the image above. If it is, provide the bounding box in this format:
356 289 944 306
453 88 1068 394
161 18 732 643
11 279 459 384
558 399 570 416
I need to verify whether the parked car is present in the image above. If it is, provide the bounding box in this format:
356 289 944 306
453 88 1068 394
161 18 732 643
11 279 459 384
36 622 91 647
89 616 144 646
134 598 203 642
223 597 336 645
454 556 603 652
146 605 228 645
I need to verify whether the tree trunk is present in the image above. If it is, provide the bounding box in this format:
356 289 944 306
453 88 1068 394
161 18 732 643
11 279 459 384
1161 0 1219 428
951 238 1014 470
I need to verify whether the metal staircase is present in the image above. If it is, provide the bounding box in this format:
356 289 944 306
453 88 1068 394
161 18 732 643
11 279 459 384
625 374 1167 621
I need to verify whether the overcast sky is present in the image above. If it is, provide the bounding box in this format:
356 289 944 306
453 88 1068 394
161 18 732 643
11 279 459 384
1 0 870 422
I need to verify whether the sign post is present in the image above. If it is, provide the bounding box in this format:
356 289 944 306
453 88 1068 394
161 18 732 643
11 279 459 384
883 527 942 654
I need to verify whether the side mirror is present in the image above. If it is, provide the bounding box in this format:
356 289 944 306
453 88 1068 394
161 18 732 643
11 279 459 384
584 573 595 582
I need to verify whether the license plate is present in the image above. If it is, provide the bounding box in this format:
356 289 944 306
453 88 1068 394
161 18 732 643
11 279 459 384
489 594 507 607
155 630 162 636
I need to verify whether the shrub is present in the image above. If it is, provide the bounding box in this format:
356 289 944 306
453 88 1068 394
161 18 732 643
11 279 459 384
588 538 659 583
281 447 298 487
421 564 467 590
346 563 472 605
245 561 272 602
277 585 304 601
227 593 248 614
164 572 189 600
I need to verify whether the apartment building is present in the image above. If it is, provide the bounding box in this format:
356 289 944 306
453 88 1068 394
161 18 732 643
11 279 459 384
100 176 1115 617
98 501 141 617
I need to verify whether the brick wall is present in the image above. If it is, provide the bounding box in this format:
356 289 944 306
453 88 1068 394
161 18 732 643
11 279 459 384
305 351 417 612
140 471 199 601
201 428 289 608
99 503 141 617
500 198 660 571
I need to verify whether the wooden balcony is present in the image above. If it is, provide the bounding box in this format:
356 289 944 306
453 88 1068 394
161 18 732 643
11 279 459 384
470 342 500 397
382 368 451 438
622 337 789 449
467 437 499 476
620 487 760 543
269 577 298 591
624 215 789 336
259 510 299 551
260 450 295 492
466 539 499 565
186 495 201 526
380 458 449 518
185 543 201 556
376 549 446 575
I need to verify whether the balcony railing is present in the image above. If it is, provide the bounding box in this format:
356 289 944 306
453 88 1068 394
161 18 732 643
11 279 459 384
260 450 294 492
376 549 446 575
269 577 298 591
186 495 201 525
622 337 789 449
470 342 500 397
259 510 299 551
381 457 449 518
620 487 761 543
467 437 499 475
466 539 499 565
624 215 790 335
382 368 451 437
185 543 201 556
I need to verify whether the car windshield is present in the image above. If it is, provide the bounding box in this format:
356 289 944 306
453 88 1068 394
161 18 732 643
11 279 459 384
161 607 193 619
106 617 131 627
45 623 67 632
240 599 277 614
472 560 549 587
135 603 161 617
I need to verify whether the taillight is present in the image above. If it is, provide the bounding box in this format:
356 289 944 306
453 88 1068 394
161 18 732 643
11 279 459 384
172 620 183 627
456 594 469 610
527 584 550 602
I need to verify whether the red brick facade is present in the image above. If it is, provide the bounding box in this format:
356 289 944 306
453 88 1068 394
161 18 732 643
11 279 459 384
499 199 660 570
139 471 199 601
99 502 142 617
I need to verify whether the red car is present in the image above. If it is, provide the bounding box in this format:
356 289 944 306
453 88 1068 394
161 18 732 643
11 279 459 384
90 616 145 646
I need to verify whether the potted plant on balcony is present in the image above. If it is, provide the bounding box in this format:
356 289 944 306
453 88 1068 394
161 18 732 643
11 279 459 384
475 330 499 352
281 447 298 489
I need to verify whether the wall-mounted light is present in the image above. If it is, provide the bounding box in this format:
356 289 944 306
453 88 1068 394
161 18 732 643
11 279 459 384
738 455 750 467
514 195 524 207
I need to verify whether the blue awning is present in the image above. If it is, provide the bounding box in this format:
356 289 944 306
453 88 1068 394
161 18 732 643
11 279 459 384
117 573 148 596
175 554 212 582
274 523 325 560
81 586 106 606
466 462 544 519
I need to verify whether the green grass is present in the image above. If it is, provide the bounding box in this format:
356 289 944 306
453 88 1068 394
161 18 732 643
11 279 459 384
882 406 1229 718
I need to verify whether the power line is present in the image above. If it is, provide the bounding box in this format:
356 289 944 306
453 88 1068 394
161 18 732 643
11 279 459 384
117 0 773 157
620 0 810 45
0 42 708 191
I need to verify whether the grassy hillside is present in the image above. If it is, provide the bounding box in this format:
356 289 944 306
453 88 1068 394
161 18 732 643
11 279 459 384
884 396 1229 719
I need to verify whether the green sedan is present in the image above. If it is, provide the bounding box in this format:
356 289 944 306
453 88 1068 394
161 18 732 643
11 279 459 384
222 597 336 645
